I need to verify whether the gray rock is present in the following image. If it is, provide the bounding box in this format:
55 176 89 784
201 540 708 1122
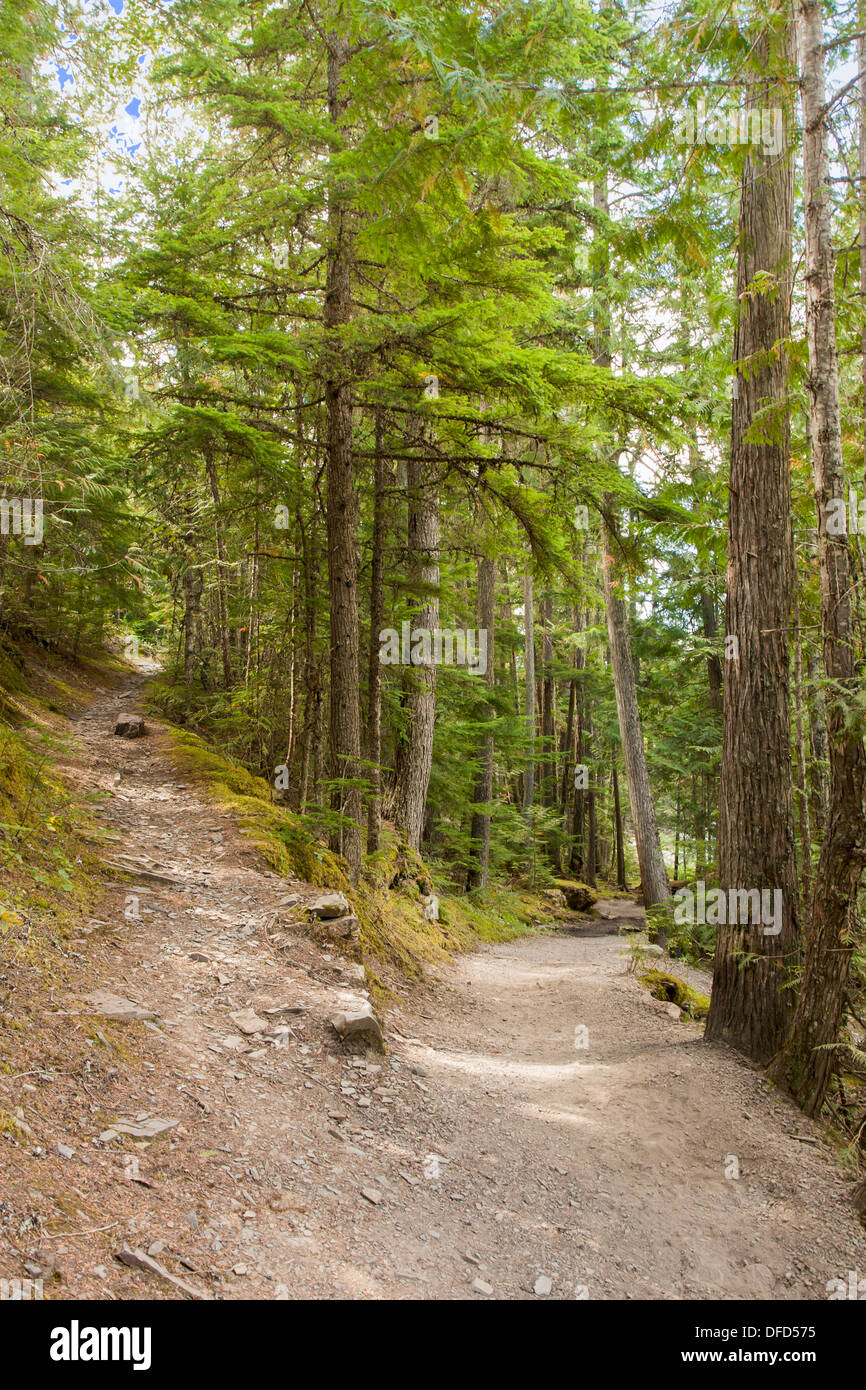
113 714 147 739
307 892 350 919
112 1116 178 1139
229 1008 268 1035
534 1274 553 1296
116 1245 209 1299
324 914 360 940
83 991 157 1023
330 1005 384 1050
559 881 598 911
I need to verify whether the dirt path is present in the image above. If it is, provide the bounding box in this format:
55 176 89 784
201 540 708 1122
10 681 865 1301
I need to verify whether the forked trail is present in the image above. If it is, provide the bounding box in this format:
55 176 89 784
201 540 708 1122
31 683 866 1299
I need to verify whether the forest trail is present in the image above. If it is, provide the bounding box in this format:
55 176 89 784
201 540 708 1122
20 682 865 1302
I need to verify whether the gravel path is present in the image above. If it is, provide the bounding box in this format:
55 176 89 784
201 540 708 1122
3 680 864 1301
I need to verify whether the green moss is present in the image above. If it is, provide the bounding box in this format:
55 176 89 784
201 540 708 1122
156 721 555 991
638 968 710 1020
161 726 349 889
0 1110 31 1143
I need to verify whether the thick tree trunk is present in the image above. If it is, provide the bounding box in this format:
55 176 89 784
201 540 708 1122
182 562 203 685
807 645 829 835
612 762 627 890
705 10 799 1064
771 0 866 1112
466 553 496 889
792 588 813 918
559 676 576 812
324 32 362 882
365 407 387 853
602 525 670 921
296 500 319 812
521 571 536 813
540 590 555 805
569 601 587 875
392 454 440 850
204 452 233 689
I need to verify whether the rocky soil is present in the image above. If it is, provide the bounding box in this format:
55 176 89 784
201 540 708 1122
1 680 864 1301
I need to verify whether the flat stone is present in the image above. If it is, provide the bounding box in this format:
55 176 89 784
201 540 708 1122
229 1009 267 1035
112 1116 178 1139
83 991 157 1023
115 1245 209 1299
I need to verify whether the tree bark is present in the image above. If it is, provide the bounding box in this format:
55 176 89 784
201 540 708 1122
182 560 203 685
521 570 536 813
540 590 555 805
466 553 496 889
203 453 233 689
603 525 670 921
392 453 440 851
770 0 866 1112
705 9 799 1063
365 407 387 853
324 31 362 881
612 761 627 890
792 587 813 918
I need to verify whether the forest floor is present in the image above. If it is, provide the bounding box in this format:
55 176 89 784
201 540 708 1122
2 676 865 1301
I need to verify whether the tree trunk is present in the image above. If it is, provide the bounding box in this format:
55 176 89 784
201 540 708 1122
466 553 496 889
705 9 799 1064
612 761 627 890
771 0 866 1112
540 590 555 805
324 31 362 882
602 527 670 921
366 407 387 853
392 453 440 850
792 588 813 918
700 590 723 714
204 452 233 688
522 570 536 813
182 561 203 685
